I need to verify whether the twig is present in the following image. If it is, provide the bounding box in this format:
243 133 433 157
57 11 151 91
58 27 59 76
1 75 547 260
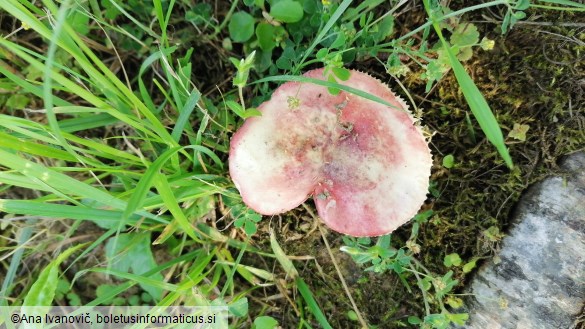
318 224 368 328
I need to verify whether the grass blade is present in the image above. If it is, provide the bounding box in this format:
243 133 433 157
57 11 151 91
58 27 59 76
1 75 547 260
0 149 161 222
23 243 87 306
270 230 298 279
295 277 333 329
86 268 178 292
84 250 203 307
0 218 35 306
423 0 513 168
0 132 76 161
153 174 202 242
158 250 215 306
122 145 222 223
254 74 403 111
537 0 585 9
297 0 353 71
0 64 71 107
0 199 148 224
171 89 201 142
446 54 513 168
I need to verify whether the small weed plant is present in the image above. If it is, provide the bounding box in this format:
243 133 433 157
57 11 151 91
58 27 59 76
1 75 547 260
341 211 476 328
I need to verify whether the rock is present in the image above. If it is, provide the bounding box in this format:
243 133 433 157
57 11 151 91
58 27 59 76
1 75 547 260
456 152 585 329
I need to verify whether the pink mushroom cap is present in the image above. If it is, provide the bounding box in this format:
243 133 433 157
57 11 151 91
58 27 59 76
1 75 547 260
229 68 432 236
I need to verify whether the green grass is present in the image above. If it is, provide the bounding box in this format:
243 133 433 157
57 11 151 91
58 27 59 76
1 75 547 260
0 0 583 328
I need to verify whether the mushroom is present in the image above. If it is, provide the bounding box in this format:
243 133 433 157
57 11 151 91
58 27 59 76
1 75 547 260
229 68 432 237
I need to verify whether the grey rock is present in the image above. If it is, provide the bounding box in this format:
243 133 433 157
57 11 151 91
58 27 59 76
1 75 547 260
457 152 585 329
